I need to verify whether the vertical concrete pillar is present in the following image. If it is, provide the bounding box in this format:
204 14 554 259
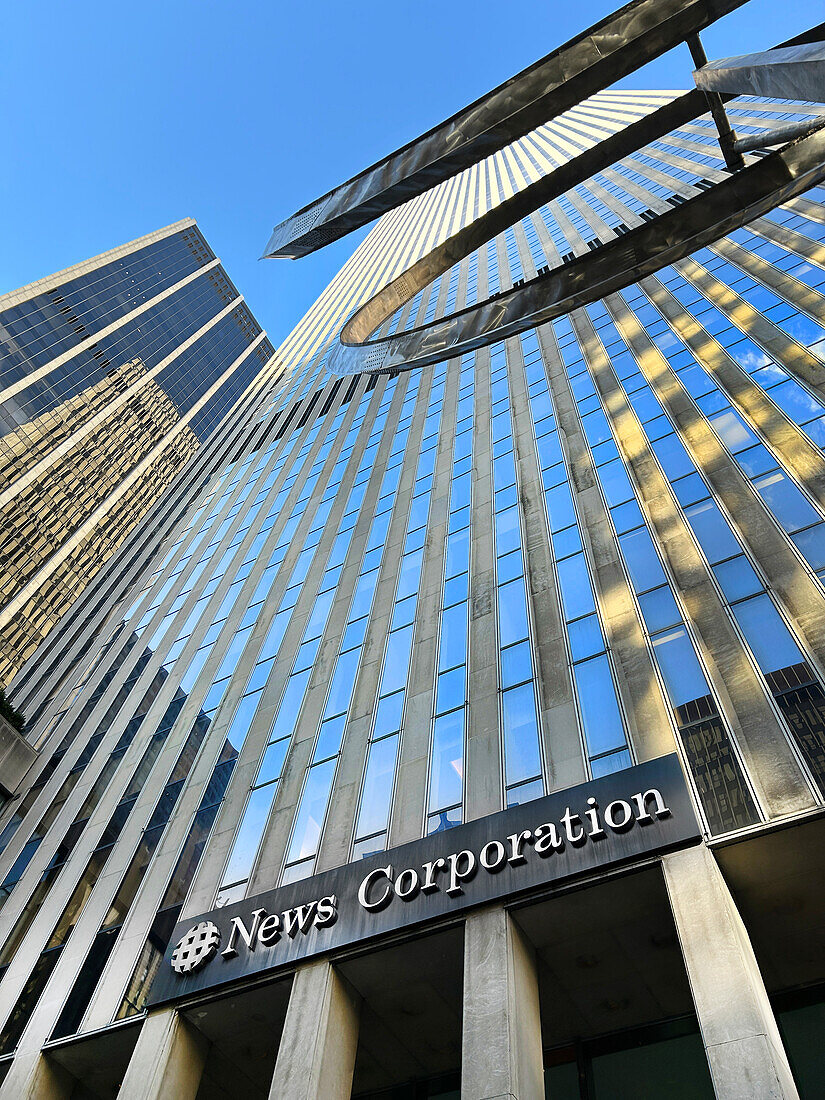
0 1053 75 1100
461 906 544 1100
269 959 360 1100
663 845 799 1100
118 1006 208 1100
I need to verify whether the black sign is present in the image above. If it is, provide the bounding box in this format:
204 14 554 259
149 754 700 1005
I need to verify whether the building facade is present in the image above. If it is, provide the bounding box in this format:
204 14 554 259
0 85 824 1099
0 220 274 686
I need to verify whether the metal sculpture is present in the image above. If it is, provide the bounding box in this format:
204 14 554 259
264 0 825 376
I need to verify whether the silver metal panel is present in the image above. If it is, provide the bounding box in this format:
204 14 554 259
264 0 747 258
330 91 711 351
327 128 825 375
694 40 825 102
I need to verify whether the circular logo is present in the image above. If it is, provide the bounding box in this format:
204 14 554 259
171 921 221 975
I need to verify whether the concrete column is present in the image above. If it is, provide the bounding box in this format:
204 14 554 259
269 959 360 1100
118 1006 208 1100
461 906 544 1100
466 344 502 823
0 1053 75 1100
663 845 799 1100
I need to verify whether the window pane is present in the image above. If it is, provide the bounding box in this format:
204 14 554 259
313 714 347 762
225 691 262 746
496 548 524 584
769 379 822 421
293 639 319 671
439 604 467 671
495 484 518 513
270 669 311 740
684 499 741 563
304 590 334 639
557 554 596 621
382 626 414 696
223 786 274 886
581 408 611 446
732 594 803 674
257 738 289 786
281 858 313 885
545 483 577 532
427 807 462 833
391 594 417 630
599 459 634 508
446 529 470 578
353 834 387 860
792 525 825 571
672 473 707 508
356 736 399 839
341 617 368 652
638 587 681 634
498 579 530 646
350 569 379 619
429 711 464 812
754 471 820 533
506 777 544 807
451 471 472 511
620 529 666 592
443 574 468 607
651 434 694 480
247 659 274 694
611 499 651 532
591 749 633 778
493 451 516 489
374 691 405 738
397 551 424 600
501 641 534 688
651 627 709 709
737 443 776 478
495 506 521 557
181 646 210 694
552 524 582 559
324 649 360 718
574 655 626 757
436 667 466 715
286 759 336 863
710 409 759 453
712 556 762 602
502 683 542 786
567 615 604 663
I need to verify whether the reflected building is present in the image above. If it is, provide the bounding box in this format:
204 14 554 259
0 221 273 686
0 85 824 1100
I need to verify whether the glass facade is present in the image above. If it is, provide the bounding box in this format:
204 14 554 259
0 219 273 685
0 87 825 1098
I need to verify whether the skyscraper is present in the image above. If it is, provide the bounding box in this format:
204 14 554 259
1 64 825 1100
0 220 273 687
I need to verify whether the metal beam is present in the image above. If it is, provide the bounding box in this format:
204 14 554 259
336 90 715 349
733 115 825 153
694 40 825 102
327 127 825 376
686 33 745 170
263 0 748 258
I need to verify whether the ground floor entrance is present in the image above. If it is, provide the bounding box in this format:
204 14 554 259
6 816 825 1099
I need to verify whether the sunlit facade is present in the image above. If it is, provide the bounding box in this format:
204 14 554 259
0 221 273 685
1 89 825 1098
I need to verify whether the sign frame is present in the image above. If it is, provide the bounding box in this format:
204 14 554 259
149 754 701 1006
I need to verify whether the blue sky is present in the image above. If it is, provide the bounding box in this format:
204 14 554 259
2 0 820 349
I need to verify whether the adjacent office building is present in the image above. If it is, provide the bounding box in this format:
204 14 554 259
0 220 273 686
0 84 824 1100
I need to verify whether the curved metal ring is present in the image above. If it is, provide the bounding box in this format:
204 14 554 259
327 127 825 376
264 0 746 259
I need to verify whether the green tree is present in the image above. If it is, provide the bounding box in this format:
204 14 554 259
0 687 25 734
